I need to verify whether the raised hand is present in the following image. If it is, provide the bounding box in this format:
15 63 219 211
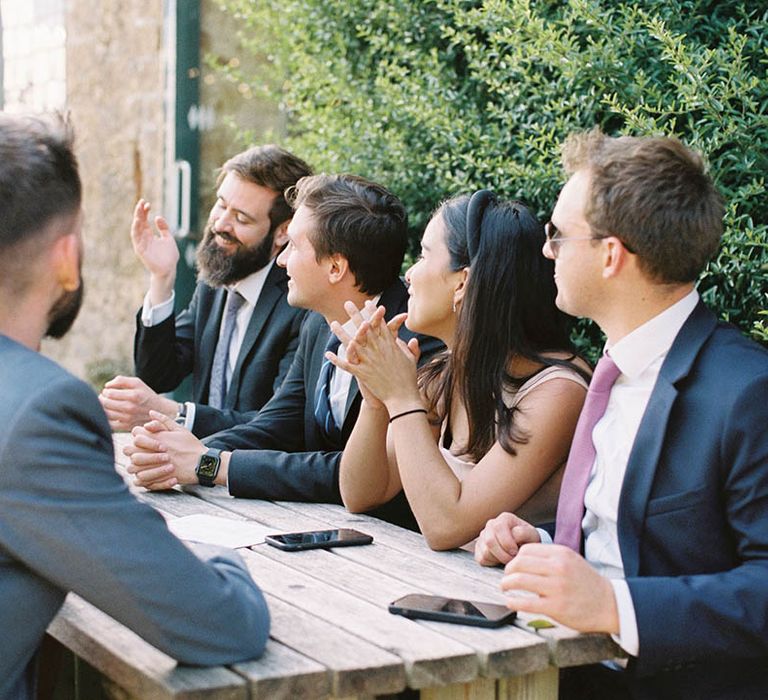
327 300 422 414
130 199 179 304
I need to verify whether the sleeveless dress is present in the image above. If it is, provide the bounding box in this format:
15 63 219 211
439 365 588 529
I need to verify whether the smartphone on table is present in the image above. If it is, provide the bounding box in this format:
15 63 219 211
265 528 373 551
389 593 516 628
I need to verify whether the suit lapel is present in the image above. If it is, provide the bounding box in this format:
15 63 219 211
227 265 286 406
199 287 227 401
617 301 717 576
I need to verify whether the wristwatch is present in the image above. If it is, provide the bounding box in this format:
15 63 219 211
195 448 222 487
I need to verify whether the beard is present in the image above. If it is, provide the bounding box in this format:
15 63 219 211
196 222 275 287
45 281 84 339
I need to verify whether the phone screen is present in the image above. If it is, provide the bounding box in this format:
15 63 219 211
265 528 373 550
389 593 516 627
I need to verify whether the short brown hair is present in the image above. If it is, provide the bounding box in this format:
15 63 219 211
286 174 408 295
218 145 312 230
562 129 724 283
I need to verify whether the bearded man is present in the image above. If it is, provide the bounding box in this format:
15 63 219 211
100 145 312 437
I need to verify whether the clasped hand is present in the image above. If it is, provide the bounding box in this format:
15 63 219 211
326 300 422 411
123 411 206 490
476 512 619 634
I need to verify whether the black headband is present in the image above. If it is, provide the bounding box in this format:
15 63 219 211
465 189 496 260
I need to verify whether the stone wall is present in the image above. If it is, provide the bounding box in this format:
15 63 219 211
43 0 166 385
44 0 281 390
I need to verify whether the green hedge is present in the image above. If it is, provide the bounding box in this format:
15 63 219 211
216 0 767 356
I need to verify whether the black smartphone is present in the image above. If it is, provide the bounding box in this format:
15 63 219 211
264 528 373 551
389 593 516 628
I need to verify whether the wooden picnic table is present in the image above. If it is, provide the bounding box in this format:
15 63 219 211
47 435 620 699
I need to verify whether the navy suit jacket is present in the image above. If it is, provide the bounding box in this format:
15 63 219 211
615 301 768 698
0 335 269 700
134 262 306 437
205 277 442 527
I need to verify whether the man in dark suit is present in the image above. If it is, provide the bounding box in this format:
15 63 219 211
0 114 270 700
474 130 768 698
126 174 440 526
99 145 311 437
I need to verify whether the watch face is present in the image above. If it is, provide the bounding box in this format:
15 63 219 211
198 454 219 478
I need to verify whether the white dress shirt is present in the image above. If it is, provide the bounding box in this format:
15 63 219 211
583 289 700 657
327 297 380 428
141 260 275 427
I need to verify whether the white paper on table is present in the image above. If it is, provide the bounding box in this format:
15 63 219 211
167 514 275 549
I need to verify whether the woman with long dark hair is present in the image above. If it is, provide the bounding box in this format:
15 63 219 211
329 191 589 550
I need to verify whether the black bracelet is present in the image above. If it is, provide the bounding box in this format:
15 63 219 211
389 408 427 424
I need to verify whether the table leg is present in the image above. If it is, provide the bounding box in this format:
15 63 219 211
499 667 558 700
420 677 496 699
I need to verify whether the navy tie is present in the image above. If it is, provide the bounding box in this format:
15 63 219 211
314 333 342 442
208 290 246 409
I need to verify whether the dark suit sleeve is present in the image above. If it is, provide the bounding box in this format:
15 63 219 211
0 376 269 665
627 372 768 674
204 322 344 501
134 287 198 393
226 449 342 502
191 307 307 438
205 323 309 454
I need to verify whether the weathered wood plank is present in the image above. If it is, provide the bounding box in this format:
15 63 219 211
276 502 621 667
152 487 549 681
113 436 618 678
242 594 406 698
254 541 548 681
48 595 247 700
230 625 330 700
238 547 479 690
139 494 404 697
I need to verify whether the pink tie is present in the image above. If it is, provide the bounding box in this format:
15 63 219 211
554 354 621 551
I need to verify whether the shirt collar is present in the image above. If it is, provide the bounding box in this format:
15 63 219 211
607 289 699 379
230 258 274 307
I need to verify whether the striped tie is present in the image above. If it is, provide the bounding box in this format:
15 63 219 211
208 290 246 409
313 333 342 443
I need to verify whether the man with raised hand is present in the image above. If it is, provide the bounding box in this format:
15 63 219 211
100 145 311 437
126 174 440 527
475 130 768 698
0 113 270 700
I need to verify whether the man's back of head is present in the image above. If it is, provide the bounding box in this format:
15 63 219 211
0 113 81 295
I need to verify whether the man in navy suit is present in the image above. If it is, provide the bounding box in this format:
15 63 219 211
475 130 768 698
100 145 311 437
126 174 440 526
0 114 269 700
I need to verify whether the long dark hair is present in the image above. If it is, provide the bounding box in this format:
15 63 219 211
419 192 588 462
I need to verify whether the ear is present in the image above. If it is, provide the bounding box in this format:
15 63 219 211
272 219 290 252
51 232 81 292
601 237 631 279
327 253 350 285
452 267 470 307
